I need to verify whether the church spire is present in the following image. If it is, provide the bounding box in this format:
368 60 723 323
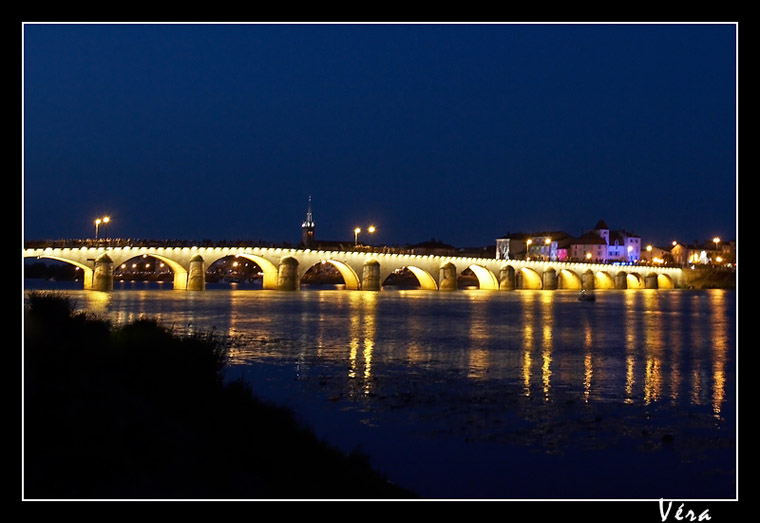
301 195 315 247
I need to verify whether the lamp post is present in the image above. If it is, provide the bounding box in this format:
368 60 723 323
354 227 361 246
94 216 110 240
526 239 532 260
713 237 720 265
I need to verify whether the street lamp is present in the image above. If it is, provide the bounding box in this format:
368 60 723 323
94 216 110 240
712 237 721 265
526 239 532 260
354 227 361 245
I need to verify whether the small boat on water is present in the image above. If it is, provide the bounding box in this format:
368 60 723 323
578 290 596 302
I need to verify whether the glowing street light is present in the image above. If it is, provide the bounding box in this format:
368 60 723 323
526 239 532 260
94 216 110 239
354 227 361 245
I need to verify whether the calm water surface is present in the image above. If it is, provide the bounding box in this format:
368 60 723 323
24 281 737 500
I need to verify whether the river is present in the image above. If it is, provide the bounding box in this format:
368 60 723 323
23 280 737 500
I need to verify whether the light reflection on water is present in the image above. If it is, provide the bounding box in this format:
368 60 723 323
24 282 736 498
25 285 735 416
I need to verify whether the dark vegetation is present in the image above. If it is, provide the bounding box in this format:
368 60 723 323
682 267 736 289
24 292 415 499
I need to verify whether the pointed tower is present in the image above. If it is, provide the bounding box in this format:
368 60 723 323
301 195 316 247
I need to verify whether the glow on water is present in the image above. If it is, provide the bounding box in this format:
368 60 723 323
23 283 736 499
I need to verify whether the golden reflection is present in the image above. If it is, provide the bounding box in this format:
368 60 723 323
540 292 553 401
691 369 703 406
226 290 242 364
346 292 377 395
467 292 490 380
584 353 593 403
690 293 705 406
667 295 683 405
348 302 361 380
644 357 662 405
625 354 635 404
523 350 532 397
623 292 639 403
642 291 664 404
362 293 377 395
583 320 593 403
83 290 112 314
542 327 552 400
709 291 728 418
522 319 534 397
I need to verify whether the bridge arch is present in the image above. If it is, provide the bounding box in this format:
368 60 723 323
558 269 582 289
626 273 644 289
657 273 675 289
594 271 615 289
300 259 361 290
381 265 438 291
517 267 543 290
32 253 91 274
464 264 499 290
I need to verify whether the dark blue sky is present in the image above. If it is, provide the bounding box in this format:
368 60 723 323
23 23 737 248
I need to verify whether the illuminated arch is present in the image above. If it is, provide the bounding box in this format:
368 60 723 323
31 254 95 288
518 267 543 289
626 273 644 289
234 254 280 289
657 273 675 289
323 259 361 290
32 254 91 273
594 271 615 289
466 264 499 290
382 265 438 290
558 269 582 289
407 266 438 290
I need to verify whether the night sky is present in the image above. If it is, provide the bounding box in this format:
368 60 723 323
22 22 737 249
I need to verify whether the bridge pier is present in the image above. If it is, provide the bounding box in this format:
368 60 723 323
439 262 457 291
277 257 299 291
614 272 628 289
362 260 381 291
581 270 595 291
645 273 658 289
187 255 206 291
499 265 515 290
92 253 114 292
542 268 558 290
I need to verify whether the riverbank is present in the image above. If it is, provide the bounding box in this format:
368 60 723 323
23 292 415 500
681 267 736 289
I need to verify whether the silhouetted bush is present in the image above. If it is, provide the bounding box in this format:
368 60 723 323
23 292 414 499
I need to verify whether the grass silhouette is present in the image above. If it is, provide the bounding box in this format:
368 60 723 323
23 292 415 499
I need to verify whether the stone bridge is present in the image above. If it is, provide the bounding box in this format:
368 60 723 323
23 245 684 292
